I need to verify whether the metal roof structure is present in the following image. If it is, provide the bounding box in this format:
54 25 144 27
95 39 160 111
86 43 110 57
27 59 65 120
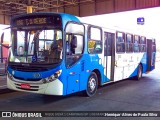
0 0 160 24
0 0 94 15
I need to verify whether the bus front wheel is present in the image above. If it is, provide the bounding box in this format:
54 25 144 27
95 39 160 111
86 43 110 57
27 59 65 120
85 72 98 97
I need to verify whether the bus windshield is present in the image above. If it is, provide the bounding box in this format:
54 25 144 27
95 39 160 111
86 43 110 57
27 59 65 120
9 27 62 64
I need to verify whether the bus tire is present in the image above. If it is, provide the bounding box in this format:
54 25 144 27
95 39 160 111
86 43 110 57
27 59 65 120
136 64 142 80
85 72 98 97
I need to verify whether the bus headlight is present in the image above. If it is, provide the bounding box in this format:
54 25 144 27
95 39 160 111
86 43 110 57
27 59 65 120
42 70 62 83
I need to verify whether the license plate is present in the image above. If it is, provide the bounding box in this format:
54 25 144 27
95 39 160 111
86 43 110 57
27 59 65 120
21 83 31 89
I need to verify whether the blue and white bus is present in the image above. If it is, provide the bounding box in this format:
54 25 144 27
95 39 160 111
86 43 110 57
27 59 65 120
3 12 156 97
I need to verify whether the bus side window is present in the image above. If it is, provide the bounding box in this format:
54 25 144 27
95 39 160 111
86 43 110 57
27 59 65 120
116 32 125 53
134 35 140 52
88 26 102 54
72 35 83 54
66 34 84 68
152 39 156 52
93 41 102 53
104 32 112 56
67 35 83 55
126 33 133 53
140 36 146 52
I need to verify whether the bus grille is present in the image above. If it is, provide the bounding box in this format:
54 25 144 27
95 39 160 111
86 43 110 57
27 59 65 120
14 76 41 81
15 83 39 91
9 65 48 72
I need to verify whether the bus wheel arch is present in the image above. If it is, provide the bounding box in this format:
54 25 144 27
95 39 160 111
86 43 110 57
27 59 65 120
85 69 101 97
92 69 101 87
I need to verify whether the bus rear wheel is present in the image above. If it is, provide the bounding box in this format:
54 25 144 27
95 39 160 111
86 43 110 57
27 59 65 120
136 64 142 80
85 72 98 97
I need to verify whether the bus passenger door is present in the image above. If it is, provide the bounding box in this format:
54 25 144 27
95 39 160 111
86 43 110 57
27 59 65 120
103 32 115 82
64 22 85 95
147 39 156 71
65 35 83 95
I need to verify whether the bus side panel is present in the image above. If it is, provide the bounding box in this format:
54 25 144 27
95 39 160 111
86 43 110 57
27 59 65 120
65 53 104 95
79 55 93 92
115 52 147 80
65 57 82 95
128 52 147 78
79 54 105 90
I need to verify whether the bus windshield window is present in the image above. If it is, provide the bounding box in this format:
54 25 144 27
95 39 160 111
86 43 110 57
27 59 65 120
9 27 62 64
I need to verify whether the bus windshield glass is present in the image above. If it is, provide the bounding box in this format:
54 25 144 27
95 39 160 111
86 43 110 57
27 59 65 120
9 27 63 64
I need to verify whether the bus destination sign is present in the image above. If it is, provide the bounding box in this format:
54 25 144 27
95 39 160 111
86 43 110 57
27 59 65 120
16 17 47 26
12 15 61 27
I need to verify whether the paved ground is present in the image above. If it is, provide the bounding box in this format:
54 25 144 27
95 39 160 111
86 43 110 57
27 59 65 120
0 62 160 120
0 75 7 90
0 62 7 93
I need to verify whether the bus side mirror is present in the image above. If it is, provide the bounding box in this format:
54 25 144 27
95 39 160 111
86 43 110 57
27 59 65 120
1 32 4 44
71 36 77 54
71 36 77 48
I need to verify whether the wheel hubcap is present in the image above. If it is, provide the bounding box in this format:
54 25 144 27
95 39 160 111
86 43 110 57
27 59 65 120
89 78 96 92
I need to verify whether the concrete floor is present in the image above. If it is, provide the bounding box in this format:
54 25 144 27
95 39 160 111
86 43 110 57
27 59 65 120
0 62 160 120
